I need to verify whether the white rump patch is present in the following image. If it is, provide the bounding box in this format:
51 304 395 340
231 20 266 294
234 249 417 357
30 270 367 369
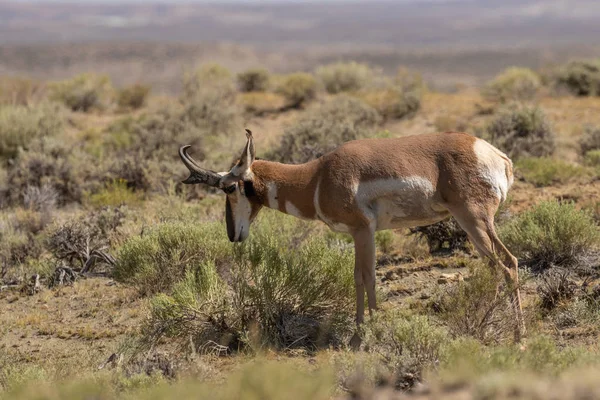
473 139 511 202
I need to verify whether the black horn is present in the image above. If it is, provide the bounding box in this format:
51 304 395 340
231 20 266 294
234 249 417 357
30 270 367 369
179 145 222 187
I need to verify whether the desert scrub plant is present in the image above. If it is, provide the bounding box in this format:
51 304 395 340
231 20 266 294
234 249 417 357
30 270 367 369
552 59 600 96
114 221 229 295
433 261 516 344
516 157 588 187
274 72 319 108
579 125 600 156
316 62 375 94
268 95 381 163
536 268 578 312
357 86 421 120
117 84 150 110
86 179 144 207
486 103 556 159
4 140 82 206
499 201 600 271
139 212 355 351
409 218 469 255
584 150 600 167
183 84 241 136
231 217 355 349
482 67 541 103
0 102 63 160
182 63 234 99
238 92 287 115
360 310 451 389
49 73 113 112
236 68 270 92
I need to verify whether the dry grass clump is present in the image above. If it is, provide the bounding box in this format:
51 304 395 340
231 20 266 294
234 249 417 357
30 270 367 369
486 103 556 159
0 77 46 106
236 68 270 92
117 84 150 110
409 218 469 255
0 102 63 160
46 207 123 273
500 201 600 271
49 73 113 112
516 157 589 187
274 72 319 108
316 61 375 94
482 67 541 103
552 59 600 96
4 139 82 207
433 261 516 344
268 95 381 163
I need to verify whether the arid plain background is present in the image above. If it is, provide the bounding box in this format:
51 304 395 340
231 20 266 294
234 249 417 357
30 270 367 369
1 1 600 399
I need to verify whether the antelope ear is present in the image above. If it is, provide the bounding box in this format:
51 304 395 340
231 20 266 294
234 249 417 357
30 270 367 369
235 129 255 174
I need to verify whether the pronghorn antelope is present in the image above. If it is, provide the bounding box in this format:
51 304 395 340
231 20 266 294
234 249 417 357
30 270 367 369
179 129 526 344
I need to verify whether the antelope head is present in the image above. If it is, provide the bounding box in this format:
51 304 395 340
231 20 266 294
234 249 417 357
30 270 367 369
179 129 263 242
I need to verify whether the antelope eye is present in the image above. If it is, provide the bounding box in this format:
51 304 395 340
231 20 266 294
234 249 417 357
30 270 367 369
224 184 236 194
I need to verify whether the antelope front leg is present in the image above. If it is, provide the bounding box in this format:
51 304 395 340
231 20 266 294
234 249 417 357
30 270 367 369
349 227 377 349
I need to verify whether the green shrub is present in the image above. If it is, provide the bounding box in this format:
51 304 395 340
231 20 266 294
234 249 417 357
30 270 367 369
0 103 63 160
86 179 143 207
49 73 113 112
361 310 450 389
486 104 556 159
434 261 515 343
114 221 229 295
584 150 600 167
357 86 421 120
183 86 241 136
274 72 319 108
231 215 354 348
316 62 375 94
238 92 287 115
499 201 600 271
553 59 600 96
482 67 541 103
268 95 381 163
516 157 587 187
136 213 355 351
183 64 233 99
579 125 600 156
236 68 270 92
117 84 150 110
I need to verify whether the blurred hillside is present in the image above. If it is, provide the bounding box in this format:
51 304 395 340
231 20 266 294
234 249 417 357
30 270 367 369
1 0 600 91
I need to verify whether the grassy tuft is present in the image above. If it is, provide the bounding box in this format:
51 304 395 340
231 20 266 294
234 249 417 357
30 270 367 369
516 157 588 187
